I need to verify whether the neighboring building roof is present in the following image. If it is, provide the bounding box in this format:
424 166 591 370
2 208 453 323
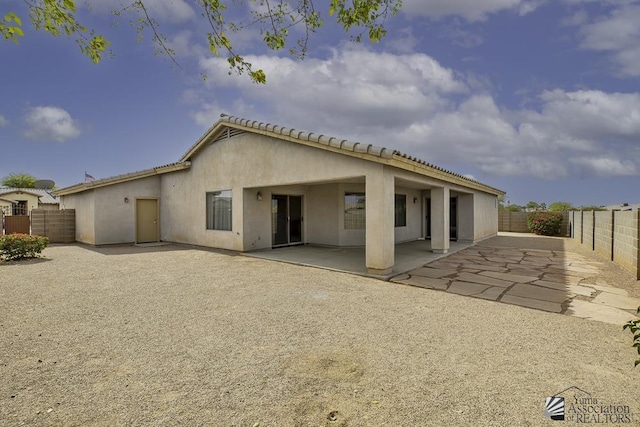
55 162 191 196
0 187 60 204
604 203 640 211
56 114 505 197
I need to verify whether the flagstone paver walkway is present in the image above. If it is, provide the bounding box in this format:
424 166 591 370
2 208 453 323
391 246 639 325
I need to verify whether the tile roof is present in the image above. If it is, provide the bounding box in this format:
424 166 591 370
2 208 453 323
180 114 502 194
57 113 504 196
0 187 60 204
54 162 191 196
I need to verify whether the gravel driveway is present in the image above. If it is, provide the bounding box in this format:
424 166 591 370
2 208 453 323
1 242 639 426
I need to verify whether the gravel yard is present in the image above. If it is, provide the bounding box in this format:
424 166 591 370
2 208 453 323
1 241 639 426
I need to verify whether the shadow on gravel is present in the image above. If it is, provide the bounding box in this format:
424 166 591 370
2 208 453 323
64 242 192 256
0 257 53 266
66 242 242 258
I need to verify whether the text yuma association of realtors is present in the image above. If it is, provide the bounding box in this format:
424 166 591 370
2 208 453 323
566 395 633 423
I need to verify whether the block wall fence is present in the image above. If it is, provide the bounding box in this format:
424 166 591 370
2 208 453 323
569 210 640 280
31 209 76 243
498 211 570 236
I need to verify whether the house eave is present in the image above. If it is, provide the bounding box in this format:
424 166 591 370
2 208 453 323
54 162 191 196
182 115 504 197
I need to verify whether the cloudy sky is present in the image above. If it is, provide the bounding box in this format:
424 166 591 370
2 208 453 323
1 0 639 206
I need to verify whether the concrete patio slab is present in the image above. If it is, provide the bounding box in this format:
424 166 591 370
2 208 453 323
589 284 629 296
448 281 490 296
592 293 640 310
474 286 505 301
392 234 639 325
410 267 457 279
479 271 539 283
533 280 596 297
501 294 563 313
246 240 473 279
506 283 571 304
454 272 513 288
541 273 583 285
565 299 637 325
395 276 449 290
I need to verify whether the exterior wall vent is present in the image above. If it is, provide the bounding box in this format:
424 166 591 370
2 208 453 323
212 127 246 143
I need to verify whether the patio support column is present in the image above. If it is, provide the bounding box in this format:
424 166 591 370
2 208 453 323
431 186 450 253
365 168 395 275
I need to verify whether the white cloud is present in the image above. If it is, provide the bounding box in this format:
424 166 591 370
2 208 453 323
0 115 8 127
24 106 81 143
561 9 588 27
577 4 640 76
87 0 195 24
402 0 543 22
167 30 206 59
199 45 467 131
192 47 640 180
570 157 637 176
385 28 419 54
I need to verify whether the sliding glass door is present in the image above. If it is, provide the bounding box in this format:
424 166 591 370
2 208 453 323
272 195 303 246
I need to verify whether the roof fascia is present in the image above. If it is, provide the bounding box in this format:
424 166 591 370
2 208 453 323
55 162 191 196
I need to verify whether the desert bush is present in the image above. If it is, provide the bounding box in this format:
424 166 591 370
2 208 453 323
623 307 640 367
527 212 564 236
0 234 49 261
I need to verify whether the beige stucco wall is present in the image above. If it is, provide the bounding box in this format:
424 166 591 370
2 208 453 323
61 191 95 244
0 192 41 215
161 133 380 251
394 186 422 244
0 199 12 216
473 191 498 241
94 176 161 245
241 184 307 251
307 183 341 246
456 192 474 242
63 131 500 253
62 177 160 245
336 182 366 246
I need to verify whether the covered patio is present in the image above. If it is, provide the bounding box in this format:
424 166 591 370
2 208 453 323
245 239 473 279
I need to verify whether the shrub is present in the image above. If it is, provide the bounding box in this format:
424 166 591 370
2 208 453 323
0 234 49 261
527 212 564 236
623 307 640 367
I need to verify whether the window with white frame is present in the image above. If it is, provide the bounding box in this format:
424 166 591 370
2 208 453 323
344 192 366 229
395 194 407 227
206 190 232 231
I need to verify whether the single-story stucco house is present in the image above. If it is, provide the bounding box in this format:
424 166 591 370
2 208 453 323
0 187 60 216
56 114 505 274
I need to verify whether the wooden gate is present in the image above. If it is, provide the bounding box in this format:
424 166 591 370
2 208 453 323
4 215 30 235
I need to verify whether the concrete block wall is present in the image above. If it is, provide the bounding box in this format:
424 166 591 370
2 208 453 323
498 211 570 235
572 211 583 243
571 210 639 279
31 209 76 243
613 211 639 278
498 211 510 232
497 211 529 232
593 211 613 259
583 211 594 250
